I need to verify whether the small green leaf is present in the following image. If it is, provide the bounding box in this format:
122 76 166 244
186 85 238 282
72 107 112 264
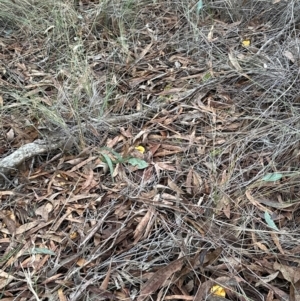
202 72 212 82
26 248 56 256
127 158 148 169
101 147 124 162
196 0 203 14
262 173 282 182
264 211 279 231
102 153 115 180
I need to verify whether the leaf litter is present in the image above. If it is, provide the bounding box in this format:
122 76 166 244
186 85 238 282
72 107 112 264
1 0 300 300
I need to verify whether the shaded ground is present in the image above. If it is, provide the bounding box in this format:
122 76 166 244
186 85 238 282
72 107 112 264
1 0 300 300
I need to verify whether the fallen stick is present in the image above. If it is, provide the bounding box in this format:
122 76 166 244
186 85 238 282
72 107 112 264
0 138 67 176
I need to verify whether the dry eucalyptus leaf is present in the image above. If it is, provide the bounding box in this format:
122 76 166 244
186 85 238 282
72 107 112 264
0 211 16 235
137 257 184 301
274 262 300 283
228 52 242 71
35 203 54 221
0 269 15 289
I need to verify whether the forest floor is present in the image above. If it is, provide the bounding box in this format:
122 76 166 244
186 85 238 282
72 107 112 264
1 1 300 300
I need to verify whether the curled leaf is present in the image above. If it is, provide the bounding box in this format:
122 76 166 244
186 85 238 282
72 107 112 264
135 145 145 154
242 39 251 47
211 285 226 297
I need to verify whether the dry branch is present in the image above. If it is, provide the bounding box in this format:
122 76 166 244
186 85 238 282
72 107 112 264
0 103 171 180
0 139 66 176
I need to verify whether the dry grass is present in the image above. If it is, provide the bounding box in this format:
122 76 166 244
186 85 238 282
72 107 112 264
1 0 300 300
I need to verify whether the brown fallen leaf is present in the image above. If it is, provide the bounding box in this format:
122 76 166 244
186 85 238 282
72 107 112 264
35 202 53 221
58 288 68 301
274 262 300 284
255 271 279 287
154 149 183 157
266 289 274 301
80 168 95 191
203 247 223 267
195 277 240 301
100 262 111 290
137 257 185 301
254 242 270 253
0 211 16 235
271 232 284 255
134 206 155 244
267 283 289 301
290 280 300 301
15 220 40 235
176 248 203 280
228 52 242 71
87 286 118 301
155 161 177 171
186 168 193 194
41 273 63 285
135 39 153 63
245 189 271 213
168 178 184 195
194 279 214 301
0 269 15 290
